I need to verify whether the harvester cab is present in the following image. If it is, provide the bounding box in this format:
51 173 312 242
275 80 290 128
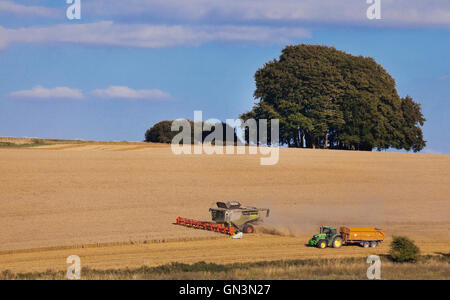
308 226 343 249
209 201 270 234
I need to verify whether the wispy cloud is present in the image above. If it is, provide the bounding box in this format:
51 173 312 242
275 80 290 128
422 148 444 155
92 86 171 100
7 85 172 101
0 21 310 50
438 74 450 82
0 27 7 50
1 1 449 28
0 0 57 17
9 86 84 100
85 0 450 27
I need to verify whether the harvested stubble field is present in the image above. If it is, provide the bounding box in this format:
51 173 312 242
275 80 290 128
0 140 449 275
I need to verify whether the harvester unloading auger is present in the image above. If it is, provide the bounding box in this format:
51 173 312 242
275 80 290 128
176 201 270 236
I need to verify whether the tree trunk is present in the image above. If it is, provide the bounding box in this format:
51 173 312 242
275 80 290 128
324 132 328 149
300 131 304 148
294 134 299 148
305 134 312 148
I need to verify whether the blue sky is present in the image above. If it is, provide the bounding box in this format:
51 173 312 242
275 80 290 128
0 0 449 153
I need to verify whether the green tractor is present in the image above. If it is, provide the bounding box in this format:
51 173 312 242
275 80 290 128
308 226 343 249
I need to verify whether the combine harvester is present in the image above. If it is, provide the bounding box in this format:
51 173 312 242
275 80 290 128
176 201 270 236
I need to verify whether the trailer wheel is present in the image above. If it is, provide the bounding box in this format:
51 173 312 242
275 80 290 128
332 236 343 248
362 241 370 248
243 224 255 234
370 241 378 248
317 240 327 249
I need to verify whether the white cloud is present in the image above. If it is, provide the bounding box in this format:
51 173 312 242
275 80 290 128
7 85 171 101
0 21 310 50
1 1 447 51
0 0 56 17
9 86 84 100
88 0 361 23
91 86 171 100
2 1 449 28
86 0 450 27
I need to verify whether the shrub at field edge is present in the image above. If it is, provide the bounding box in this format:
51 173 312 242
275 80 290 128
390 235 421 263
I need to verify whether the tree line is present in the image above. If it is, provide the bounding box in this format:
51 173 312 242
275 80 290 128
145 44 426 152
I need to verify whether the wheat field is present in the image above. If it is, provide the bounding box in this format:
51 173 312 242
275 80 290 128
0 142 449 273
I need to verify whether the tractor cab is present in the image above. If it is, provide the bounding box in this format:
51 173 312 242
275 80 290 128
320 226 337 237
309 226 343 249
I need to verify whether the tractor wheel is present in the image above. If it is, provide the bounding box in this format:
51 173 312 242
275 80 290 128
317 240 327 249
243 224 255 234
362 241 370 248
370 241 378 248
332 236 343 248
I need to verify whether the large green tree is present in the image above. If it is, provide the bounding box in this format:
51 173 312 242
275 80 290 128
241 44 426 151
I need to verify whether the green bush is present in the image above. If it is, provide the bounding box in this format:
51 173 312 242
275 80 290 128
390 236 420 263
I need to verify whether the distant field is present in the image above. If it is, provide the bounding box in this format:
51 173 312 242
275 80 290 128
0 137 147 146
0 137 47 148
0 137 41 145
0 141 449 273
0 137 167 150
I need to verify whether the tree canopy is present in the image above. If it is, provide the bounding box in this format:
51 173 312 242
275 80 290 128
240 44 426 151
145 120 237 144
145 120 178 144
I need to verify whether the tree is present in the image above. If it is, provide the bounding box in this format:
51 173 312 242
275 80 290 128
241 44 426 151
145 120 237 144
145 120 178 144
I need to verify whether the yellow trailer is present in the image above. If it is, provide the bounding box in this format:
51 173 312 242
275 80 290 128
340 227 385 248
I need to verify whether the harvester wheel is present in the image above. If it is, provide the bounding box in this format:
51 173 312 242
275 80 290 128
370 241 378 248
243 224 255 234
332 236 343 248
318 240 327 249
362 241 370 248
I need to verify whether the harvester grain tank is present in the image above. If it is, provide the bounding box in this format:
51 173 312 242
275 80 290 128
309 226 385 249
